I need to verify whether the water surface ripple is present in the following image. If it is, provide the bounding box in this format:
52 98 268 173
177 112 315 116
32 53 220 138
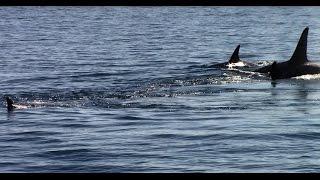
1 7 320 172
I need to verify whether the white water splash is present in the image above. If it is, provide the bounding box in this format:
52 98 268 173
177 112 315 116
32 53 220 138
226 62 246 68
13 104 29 109
256 60 273 67
292 74 320 80
30 100 47 105
221 75 251 84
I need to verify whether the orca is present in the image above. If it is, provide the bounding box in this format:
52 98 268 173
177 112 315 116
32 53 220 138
255 27 320 80
208 45 257 69
5 96 30 111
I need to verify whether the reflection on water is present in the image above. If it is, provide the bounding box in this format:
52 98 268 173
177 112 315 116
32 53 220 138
1 7 320 172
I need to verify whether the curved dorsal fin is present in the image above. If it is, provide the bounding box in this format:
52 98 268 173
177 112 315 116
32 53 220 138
289 27 309 64
5 97 14 111
228 45 240 63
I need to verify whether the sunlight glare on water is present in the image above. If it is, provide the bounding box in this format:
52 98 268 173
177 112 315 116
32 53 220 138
1 7 320 172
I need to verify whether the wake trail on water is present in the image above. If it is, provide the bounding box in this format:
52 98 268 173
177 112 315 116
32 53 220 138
0 61 291 110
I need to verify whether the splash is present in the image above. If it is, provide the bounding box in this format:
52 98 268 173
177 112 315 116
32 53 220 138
11 100 54 110
256 60 273 67
13 104 29 110
292 73 320 80
222 73 251 83
226 61 246 68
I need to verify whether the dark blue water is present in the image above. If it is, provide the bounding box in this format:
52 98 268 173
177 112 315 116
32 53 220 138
1 6 320 172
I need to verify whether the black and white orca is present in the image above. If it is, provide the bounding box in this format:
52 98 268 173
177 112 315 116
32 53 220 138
255 27 320 80
209 45 257 69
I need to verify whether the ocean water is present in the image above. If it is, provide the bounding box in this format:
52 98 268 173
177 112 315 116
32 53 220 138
1 6 320 172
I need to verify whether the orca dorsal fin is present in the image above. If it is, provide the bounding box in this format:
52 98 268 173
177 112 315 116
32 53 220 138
228 45 241 63
289 27 309 64
5 97 14 111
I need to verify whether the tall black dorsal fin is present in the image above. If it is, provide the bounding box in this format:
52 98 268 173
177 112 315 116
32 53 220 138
5 96 14 111
228 45 240 63
289 27 309 64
